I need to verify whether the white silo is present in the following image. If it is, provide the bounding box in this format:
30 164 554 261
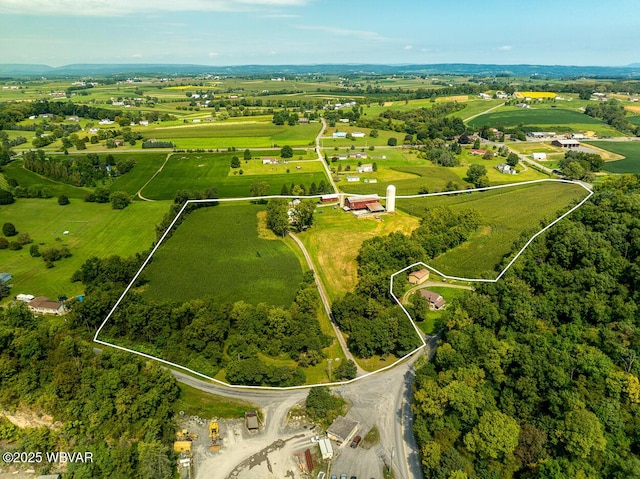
386 184 396 213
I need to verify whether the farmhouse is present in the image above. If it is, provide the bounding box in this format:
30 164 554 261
552 139 580 148
333 132 347 138
496 163 517 175
408 269 430 285
344 195 380 210
326 416 359 445
479 93 491 100
351 132 366 138
345 176 360 182
262 157 278 165
28 296 66 316
531 153 547 161
356 164 373 173
420 289 446 310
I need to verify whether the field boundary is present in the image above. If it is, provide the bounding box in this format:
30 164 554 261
94 179 592 390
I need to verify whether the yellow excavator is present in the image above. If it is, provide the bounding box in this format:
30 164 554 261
209 418 221 452
176 429 198 441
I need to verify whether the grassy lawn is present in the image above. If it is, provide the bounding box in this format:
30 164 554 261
398 181 589 279
410 286 471 334
173 383 256 419
0 199 169 302
140 152 330 199
584 141 640 174
107 152 169 195
140 203 305 306
297 207 420 300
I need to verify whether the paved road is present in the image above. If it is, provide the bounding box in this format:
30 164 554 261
288 232 365 377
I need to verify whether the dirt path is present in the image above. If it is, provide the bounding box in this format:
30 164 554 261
288 232 365 377
136 152 174 201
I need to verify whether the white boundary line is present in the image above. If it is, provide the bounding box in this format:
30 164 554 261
93 179 592 390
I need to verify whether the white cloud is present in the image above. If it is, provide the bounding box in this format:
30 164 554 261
0 0 311 16
404 45 413 50
498 45 512 51
130 53 143 58
296 25 388 41
208 51 220 57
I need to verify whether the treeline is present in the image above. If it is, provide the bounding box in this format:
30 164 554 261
559 150 604 181
332 207 479 358
22 150 134 187
412 175 640 478
356 103 467 140
85 264 329 386
585 99 640 135
0 303 179 478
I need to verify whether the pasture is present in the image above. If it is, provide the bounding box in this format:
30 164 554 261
585 141 640 174
398 181 589 279
0 199 169 302
140 152 329 199
298 207 420 299
140 203 305 306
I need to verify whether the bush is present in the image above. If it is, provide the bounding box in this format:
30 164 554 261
17 233 32 245
387 137 398 146
8 242 22 251
2 223 17 237
0 238 8 249
30 245 41 257
0 189 15 205
58 195 70 205
110 191 131 210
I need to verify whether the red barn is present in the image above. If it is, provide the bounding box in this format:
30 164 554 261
345 195 380 210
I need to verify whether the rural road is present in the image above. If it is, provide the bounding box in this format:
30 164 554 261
315 117 339 195
136 151 174 201
288 232 366 377
463 102 505 122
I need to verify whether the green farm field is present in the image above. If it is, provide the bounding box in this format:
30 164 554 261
140 153 329 199
467 107 622 136
0 199 169 302
140 203 305 306
398 181 589 279
585 141 640 174
147 121 321 148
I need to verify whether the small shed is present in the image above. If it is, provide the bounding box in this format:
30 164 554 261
245 411 259 431
531 152 547 161
408 269 430 285
319 438 334 459
326 416 359 445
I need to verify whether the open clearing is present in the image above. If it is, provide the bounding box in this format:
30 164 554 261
398 181 589 278
585 141 640 174
140 203 305 306
0 199 169 302
297 207 421 299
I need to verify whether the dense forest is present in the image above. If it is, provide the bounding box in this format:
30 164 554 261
332 207 480 358
412 175 640 478
0 303 179 478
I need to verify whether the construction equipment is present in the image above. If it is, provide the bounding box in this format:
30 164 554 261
176 429 199 441
209 418 221 452
173 441 192 454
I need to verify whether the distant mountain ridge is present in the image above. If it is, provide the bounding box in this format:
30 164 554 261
1 62 640 78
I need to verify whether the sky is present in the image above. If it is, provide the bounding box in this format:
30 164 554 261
0 0 638 67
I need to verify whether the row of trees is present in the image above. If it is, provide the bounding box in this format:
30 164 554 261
412 174 640 478
585 99 640 135
266 197 317 236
